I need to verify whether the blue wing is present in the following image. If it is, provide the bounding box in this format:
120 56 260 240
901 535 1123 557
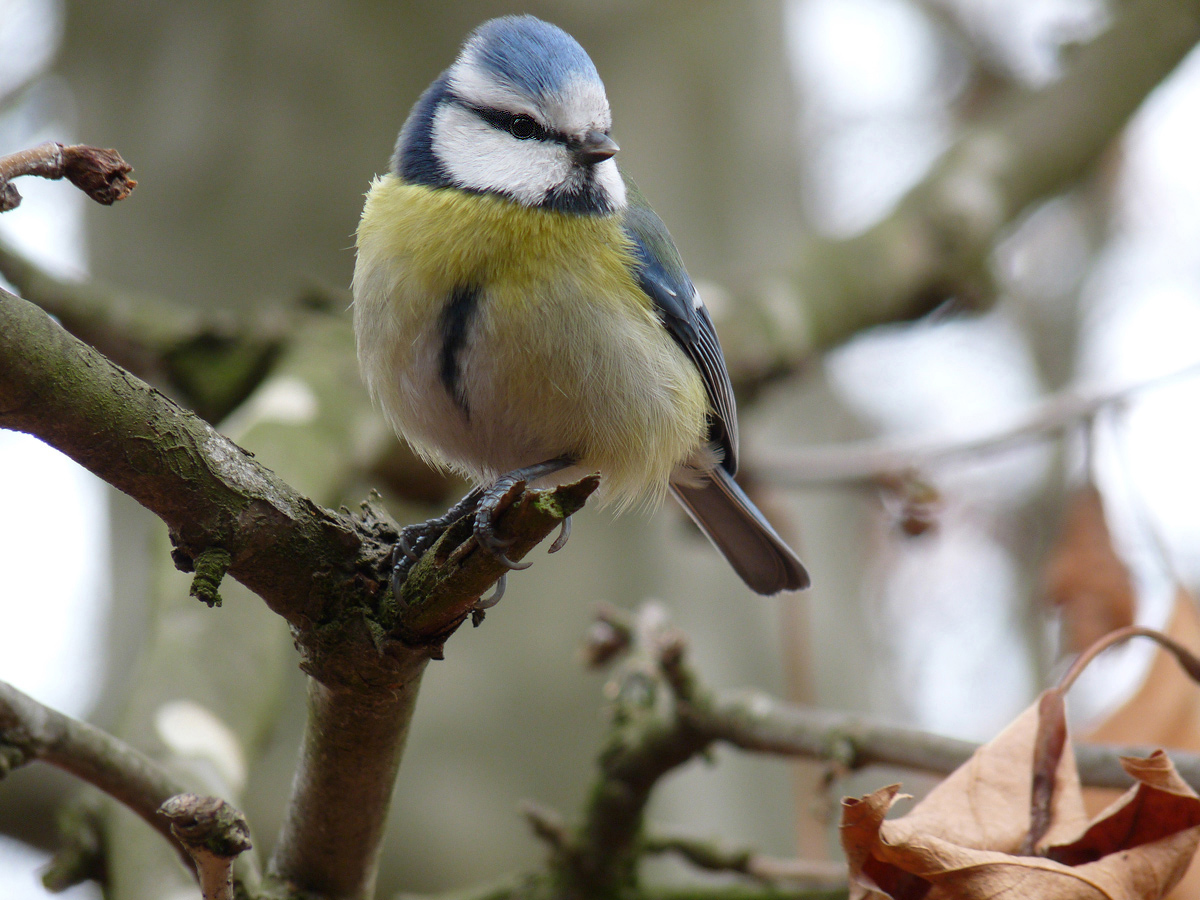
620 180 739 474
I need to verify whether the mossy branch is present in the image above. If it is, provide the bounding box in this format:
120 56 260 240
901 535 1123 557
0 286 588 899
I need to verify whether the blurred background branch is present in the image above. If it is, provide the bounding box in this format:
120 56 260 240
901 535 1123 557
724 0 1200 392
750 360 1200 487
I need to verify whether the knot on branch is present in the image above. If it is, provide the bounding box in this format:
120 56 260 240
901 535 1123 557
60 145 137 205
824 733 860 775
188 547 232 608
159 793 252 859
582 606 633 669
521 800 572 854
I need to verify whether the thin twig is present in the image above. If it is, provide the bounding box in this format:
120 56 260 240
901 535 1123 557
677 682 1200 792
557 605 713 897
750 360 1200 487
0 141 135 211
159 794 252 900
644 830 846 889
614 604 1200 791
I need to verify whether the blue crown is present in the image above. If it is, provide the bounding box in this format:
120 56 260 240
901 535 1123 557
466 15 601 99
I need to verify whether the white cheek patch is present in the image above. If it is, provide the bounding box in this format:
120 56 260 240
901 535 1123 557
432 103 572 206
594 158 626 210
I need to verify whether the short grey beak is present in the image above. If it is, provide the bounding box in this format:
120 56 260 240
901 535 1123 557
573 130 619 166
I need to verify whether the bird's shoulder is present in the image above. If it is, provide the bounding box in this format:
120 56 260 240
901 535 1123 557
618 179 695 321
617 177 740 472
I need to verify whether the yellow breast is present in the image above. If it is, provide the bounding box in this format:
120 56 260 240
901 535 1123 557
357 174 644 300
352 174 709 508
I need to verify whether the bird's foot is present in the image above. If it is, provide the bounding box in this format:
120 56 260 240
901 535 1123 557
391 457 574 607
472 475 534 571
390 487 486 598
469 456 576 569
469 458 575 599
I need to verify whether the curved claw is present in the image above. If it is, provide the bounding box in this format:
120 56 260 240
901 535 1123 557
548 516 572 554
475 522 525 569
396 528 422 563
493 550 532 571
475 574 507 610
467 458 575 573
476 528 517 550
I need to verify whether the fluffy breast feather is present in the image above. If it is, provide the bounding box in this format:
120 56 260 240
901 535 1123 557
352 174 710 508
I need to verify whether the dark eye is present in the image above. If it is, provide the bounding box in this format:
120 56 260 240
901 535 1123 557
508 115 539 140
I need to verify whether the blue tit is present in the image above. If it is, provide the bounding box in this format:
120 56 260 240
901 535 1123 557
353 15 809 596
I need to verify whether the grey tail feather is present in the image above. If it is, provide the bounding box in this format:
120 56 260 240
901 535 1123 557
670 468 810 595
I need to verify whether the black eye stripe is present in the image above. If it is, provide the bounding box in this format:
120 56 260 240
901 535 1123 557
462 103 560 143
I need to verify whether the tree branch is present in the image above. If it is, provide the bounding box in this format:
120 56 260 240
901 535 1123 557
159 794 252 900
0 680 189 864
661 638 1200 792
0 141 135 212
0 238 304 423
0 287 591 898
749 360 1200 487
643 829 846 889
723 0 1200 389
266 676 421 898
550 606 715 897
0 288 587 675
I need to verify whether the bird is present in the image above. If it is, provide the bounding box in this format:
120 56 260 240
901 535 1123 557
352 15 809 599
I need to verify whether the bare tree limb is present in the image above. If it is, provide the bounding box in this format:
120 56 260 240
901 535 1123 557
538 606 716 897
750 360 1200 487
0 238 303 423
159 794 252 900
569 600 1200 890
266 677 420 899
0 288 588 673
640 889 846 900
663 640 1200 793
399 884 848 900
0 680 189 864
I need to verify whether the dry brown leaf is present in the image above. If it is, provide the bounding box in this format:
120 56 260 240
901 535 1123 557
1043 485 1136 653
1083 590 1200 898
1086 589 1200 755
841 697 1200 899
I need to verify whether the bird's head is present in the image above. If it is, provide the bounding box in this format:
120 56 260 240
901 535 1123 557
394 15 625 215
